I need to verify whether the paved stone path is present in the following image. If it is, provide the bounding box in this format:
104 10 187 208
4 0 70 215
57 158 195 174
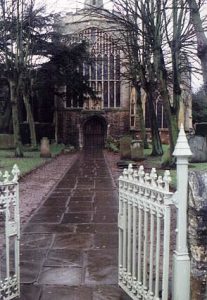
19 150 130 300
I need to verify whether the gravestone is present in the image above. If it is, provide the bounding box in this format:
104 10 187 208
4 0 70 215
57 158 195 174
40 137 51 158
120 136 132 159
130 140 144 161
188 171 207 299
0 134 14 149
188 136 207 162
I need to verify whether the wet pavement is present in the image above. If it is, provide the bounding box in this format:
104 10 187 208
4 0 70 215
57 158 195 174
20 150 130 300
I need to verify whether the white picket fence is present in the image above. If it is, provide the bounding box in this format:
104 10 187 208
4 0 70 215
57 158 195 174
118 125 192 300
0 165 20 300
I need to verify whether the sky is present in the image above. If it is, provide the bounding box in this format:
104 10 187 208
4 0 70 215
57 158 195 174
43 0 112 13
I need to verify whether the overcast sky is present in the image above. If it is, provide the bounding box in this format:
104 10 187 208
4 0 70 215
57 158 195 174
42 0 112 13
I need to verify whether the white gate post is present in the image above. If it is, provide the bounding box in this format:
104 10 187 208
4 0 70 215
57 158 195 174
172 124 192 300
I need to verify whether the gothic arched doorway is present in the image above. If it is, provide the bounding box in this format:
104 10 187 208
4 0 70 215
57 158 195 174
83 116 106 149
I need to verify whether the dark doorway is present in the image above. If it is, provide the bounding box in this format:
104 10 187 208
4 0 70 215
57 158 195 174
83 117 106 149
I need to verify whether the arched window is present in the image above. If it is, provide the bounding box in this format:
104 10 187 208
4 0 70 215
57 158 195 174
66 28 121 109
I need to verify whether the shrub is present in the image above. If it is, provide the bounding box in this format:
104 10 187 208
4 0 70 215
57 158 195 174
105 136 119 153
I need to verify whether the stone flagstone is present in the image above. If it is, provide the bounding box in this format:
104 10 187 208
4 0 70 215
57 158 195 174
19 149 130 300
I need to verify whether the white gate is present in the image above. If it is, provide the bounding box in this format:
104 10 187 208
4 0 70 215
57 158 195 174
118 125 192 300
0 165 20 300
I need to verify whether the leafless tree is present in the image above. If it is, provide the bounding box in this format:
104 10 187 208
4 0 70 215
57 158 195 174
187 0 207 96
92 0 196 164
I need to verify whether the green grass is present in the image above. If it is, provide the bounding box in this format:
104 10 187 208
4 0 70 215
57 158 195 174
143 144 207 189
0 144 65 176
190 162 207 171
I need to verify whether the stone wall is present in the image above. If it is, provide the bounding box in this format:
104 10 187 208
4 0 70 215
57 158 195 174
105 109 130 138
188 171 207 300
57 109 130 147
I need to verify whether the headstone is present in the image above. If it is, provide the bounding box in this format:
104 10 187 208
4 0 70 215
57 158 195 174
130 140 144 161
40 137 51 158
188 135 207 162
188 171 207 299
120 136 132 159
0 134 14 149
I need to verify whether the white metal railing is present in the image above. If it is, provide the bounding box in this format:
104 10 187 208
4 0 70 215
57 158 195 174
0 165 20 300
118 125 192 300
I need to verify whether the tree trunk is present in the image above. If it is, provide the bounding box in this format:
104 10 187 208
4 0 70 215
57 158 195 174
147 91 163 156
54 95 58 144
9 79 23 157
154 48 178 165
160 76 178 167
188 0 207 96
22 90 37 149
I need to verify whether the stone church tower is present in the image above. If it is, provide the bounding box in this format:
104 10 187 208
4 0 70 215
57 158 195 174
84 0 103 8
56 0 192 148
56 0 131 148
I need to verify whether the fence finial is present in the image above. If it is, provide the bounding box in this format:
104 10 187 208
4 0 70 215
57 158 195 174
173 123 192 157
12 165 20 182
0 165 20 184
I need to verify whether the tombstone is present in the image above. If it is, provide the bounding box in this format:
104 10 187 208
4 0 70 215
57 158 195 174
0 134 14 149
188 135 207 162
120 136 132 159
130 139 144 161
40 137 51 158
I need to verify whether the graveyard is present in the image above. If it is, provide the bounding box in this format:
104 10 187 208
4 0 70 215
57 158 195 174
0 0 207 299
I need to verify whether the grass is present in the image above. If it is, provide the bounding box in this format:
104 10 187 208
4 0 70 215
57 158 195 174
144 144 207 189
2 141 207 185
0 144 65 176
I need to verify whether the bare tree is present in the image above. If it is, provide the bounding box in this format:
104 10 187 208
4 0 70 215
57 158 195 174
187 0 207 96
92 0 163 154
96 0 195 164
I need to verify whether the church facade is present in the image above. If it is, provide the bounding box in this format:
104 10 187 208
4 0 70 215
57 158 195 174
56 0 192 148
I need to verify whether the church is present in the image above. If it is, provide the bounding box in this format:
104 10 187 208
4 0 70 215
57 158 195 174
55 0 192 148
